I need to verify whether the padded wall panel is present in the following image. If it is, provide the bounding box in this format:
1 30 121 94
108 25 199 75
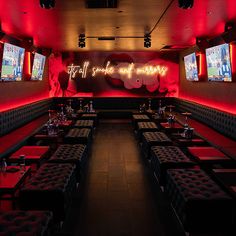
53 97 174 110
0 99 52 136
173 98 236 140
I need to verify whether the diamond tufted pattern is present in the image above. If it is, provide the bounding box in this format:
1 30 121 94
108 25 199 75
80 113 98 126
48 144 88 181
150 146 195 184
132 114 150 120
165 169 233 232
74 120 94 129
81 114 97 118
22 163 75 191
136 122 159 141
49 144 87 163
132 114 150 129
64 128 92 144
20 163 76 221
173 98 236 140
0 99 52 136
141 132 172 159
143 132 171 143
137 122 158 130
0 211 52 236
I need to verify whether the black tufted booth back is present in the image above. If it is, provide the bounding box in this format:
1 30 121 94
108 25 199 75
173 98 236 140
0 99 53 136
53 97 174 110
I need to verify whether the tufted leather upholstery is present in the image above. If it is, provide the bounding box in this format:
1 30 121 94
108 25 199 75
132 114 150 129
0 211 52 236
132 114 150 120
20 163 76 221
136 122 159 141
80 114 98 126
165 169 233 232
49 144 87 163
143 132 171 143
81 113 97 118
0 99 52 136
48 144 88 181
74 120 94 129
141 132 172 159
64 128 92 144
150 146 195 184
173 98 236 140
137 122 158 130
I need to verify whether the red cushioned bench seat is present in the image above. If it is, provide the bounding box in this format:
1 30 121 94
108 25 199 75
0 115 48 159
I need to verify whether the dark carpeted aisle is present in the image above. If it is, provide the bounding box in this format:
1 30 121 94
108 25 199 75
61 119 185 236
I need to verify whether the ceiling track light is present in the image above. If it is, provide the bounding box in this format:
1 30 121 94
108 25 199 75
97 37 116 40
40 0 55 9
144 34 151 48
78 34 86 48
178 0 194 9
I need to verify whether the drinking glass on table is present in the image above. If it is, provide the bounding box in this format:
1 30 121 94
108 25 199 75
182 112 192 128
19 155 26 173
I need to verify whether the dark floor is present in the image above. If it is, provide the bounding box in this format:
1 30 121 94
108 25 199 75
60 119 186 236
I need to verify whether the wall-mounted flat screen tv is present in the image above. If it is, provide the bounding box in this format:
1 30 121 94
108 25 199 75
31 53 46 81
206 43 232 82
184 52 199 81
1 43 25 81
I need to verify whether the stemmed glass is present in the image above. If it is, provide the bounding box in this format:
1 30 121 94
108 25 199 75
181 112 192 128
166 105 175 126
66 99 74 115
147 98 152 112
78 98 84 113
48 109 54 121
89 100 95 113
167 105 175 116
47 110 56 135
58 103 66 122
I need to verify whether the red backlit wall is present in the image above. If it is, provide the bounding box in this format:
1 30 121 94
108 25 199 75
0 78 49 112
0 42 49 112
49 51 179 98
179 45 236 115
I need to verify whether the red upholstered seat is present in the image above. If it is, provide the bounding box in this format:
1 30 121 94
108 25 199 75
10 146 50 160
188 147 227 158
0 115 48 158
187 147 232 164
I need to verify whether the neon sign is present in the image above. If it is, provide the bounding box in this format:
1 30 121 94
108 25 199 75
67 61 167 79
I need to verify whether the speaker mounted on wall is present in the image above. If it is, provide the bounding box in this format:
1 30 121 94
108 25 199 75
222 22 236 43
21 37 34 51
178 0 194 9
196 37 209 51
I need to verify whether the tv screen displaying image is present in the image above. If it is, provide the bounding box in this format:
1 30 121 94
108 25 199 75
1 43 25 81
31 53 46 81
184 52 199 81
206 43 232 82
